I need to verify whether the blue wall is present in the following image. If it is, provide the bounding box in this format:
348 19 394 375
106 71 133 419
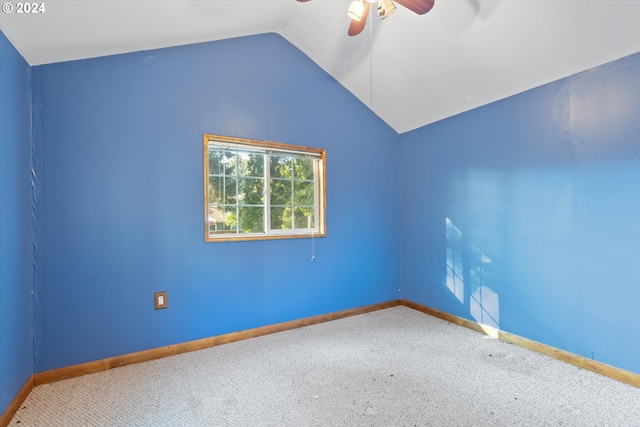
0 31 34 413
400 52 640 374
6 24 640 386
32 33 401 372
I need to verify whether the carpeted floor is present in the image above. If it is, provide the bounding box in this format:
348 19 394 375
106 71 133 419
10 306 640 426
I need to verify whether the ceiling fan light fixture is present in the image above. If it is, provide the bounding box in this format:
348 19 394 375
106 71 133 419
378 0 396 19
347 0 367 21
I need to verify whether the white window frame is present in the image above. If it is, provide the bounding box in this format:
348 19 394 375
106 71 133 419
204 134 326 242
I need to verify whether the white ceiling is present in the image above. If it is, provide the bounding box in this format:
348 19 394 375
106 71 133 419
2 0 640 133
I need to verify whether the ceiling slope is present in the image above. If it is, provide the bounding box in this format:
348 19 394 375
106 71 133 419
2 0 640 133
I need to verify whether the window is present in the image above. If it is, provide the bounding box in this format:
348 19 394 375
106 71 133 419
204 134 326 242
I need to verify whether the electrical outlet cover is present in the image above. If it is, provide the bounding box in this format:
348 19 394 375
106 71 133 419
154 291 168 309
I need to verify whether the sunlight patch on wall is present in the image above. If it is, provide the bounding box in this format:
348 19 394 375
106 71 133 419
469 247 500 330
446 217 500 331
446 217 464 304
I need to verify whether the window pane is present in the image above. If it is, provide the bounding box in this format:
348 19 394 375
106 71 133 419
208 176 226 205
293 157 314 180
217 152 237 177
207 206 235 235
238 206 264 234
238 152 264 177
211 149 236 176
209 148 236 176
270 155 293 179
208 147 227 176
209 176 237 204
227 178 238 203
293 207 315 229
270 179 292 206
293 180 314 206
238 177 264 205
270 206 293 230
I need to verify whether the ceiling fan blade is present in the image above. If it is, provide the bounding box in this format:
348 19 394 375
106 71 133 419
395 0 435 15
347 2 370 37
296 0 312 2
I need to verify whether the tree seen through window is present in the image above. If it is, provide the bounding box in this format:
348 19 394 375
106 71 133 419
204 135 325 241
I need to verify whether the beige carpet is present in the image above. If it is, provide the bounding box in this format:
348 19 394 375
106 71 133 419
10 306 640 426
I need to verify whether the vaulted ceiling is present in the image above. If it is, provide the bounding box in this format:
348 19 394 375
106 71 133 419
2 0 640 133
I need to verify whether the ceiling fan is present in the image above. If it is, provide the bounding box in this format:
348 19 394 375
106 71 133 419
296 0 435 36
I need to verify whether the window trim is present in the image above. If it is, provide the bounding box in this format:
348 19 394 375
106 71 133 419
203 134 326 242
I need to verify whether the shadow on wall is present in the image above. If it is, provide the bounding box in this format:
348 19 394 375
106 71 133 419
446 217 500 332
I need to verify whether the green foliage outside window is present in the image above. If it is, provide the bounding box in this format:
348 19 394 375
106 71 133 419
205 135 325 241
